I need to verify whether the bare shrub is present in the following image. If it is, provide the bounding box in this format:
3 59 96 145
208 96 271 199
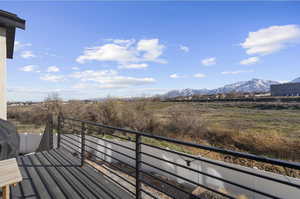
7 98 300 163
119 100 158 132
8 105 47 126
163 107 208 139
44 92 63 115
98 99 121 126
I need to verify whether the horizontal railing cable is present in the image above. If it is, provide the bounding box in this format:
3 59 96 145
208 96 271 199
65 118 300 170
142 143 300 189
60 146 81 160
88 151 136 179
140 179 176 199
84 144 136 170
88 134 135 151
141 161 237 199
60 139 81 152
85 137 136 161
61 134 81 144
59 117 300 199
86 154 136 195
63 117 300 170
86 153 136 187
60 137 81 149
139 169 201 199
104 133 134 142
141 152 281 198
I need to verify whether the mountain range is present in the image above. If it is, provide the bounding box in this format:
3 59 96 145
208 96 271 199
291 77 300 83
162 78 300 98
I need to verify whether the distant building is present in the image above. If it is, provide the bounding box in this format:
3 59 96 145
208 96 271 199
271 82 300 96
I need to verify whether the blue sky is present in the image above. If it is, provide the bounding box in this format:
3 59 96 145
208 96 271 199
2 1 300 101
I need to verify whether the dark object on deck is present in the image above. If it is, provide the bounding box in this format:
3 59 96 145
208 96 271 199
36 115 54 152
0 119 19 160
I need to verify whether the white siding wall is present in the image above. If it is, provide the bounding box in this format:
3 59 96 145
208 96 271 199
0 27 7 120
19 133 57 154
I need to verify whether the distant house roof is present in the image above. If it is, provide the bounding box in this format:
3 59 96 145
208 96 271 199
0 10 25 59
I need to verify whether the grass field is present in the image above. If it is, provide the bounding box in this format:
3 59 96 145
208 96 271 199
10 101 300 137
7 100 300 162
9 119 45 133
157 102 300 138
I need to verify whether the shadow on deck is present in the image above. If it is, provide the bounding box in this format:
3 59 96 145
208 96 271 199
11 148 134 199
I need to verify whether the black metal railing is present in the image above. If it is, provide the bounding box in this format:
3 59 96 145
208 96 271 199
56 114 300 199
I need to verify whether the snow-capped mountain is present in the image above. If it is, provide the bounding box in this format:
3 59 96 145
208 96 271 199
164 88 211 98
291 77 300 83
213 79 279 94
163 78 280 98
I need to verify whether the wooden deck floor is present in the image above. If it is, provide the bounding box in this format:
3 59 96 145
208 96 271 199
10 149 134 199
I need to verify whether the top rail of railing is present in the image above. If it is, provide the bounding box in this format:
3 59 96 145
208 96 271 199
62 116 300 171
58 115 300 199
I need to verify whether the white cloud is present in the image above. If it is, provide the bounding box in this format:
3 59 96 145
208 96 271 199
179 45 189 52
241 25 300 55
111 39 135 46
194 73 206 78
14 41 32 52
169 74 187 79
47 66 60 73
137 39 165 63
7 86 165 101
240 57 260 65
113 39 132 44
76 43 137 63
70 70 155 88
7 87 81 101
72 82 129 89
8 87 68 94
71 67 80 70
19 65 37 72
44 52 59 57
40 74 64 82
170 74 179 79
201 57 216 66
221 70 254 75
72 83 94 89
76 38 166 65
20 50 36 59
119 63 148 69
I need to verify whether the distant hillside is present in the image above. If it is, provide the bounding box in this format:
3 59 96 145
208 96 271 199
213 78 279 94
291 77 300 83
163 88 212 98
163 78 280 98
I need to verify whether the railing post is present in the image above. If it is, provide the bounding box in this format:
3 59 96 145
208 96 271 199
48 114 54 149
81 122 86 167
57 113 62 149
135 134 142 199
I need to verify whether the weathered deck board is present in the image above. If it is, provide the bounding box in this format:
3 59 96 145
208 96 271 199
10 149 134 199
0 158 22 187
